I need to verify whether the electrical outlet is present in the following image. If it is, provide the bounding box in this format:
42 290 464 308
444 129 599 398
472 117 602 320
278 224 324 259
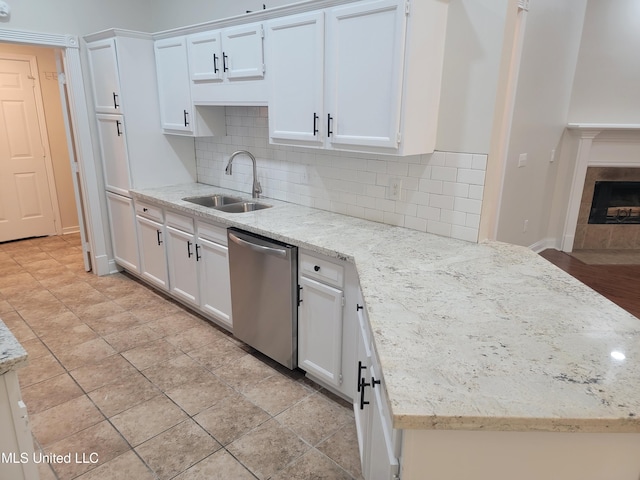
550 149 556 163
523 219 528 233
518 153 527 168
388 177 402 201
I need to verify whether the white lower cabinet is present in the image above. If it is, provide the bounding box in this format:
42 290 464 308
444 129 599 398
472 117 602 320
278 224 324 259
354 289 401 479
196 220 232 330
166 212 199 308
135 202 168 291
105 192 139 273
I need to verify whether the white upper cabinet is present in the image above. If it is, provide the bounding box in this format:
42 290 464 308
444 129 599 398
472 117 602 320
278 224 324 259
154 37 194 134
95 113 130 195
266 12 325 146
86 38 121 114
187 22 267 105
266 0 448 156
325 0 405 151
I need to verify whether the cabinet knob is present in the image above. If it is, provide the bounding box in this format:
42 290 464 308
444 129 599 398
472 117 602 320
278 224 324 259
314 265 320 272
371 376 381 389
143 207 148 212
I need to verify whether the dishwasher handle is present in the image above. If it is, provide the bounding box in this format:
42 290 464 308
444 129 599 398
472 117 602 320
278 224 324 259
229 232 288 258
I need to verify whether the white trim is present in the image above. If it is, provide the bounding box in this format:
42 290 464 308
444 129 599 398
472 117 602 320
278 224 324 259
529 237 557 253
0 29 78 48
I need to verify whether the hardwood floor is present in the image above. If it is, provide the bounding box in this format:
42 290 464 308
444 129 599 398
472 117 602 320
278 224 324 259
539 249 640 320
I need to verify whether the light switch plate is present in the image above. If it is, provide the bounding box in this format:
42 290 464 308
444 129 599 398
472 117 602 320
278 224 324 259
518 153 527 168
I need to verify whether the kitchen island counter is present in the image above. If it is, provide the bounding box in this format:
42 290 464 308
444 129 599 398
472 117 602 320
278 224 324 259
131 183 640 434
0 319 28 376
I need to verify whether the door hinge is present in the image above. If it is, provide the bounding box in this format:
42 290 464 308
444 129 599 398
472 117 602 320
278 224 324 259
341 295 345 307
518 0 530 11
396 132 402 145
58 72 67 85
339 373 343 385
262 63 266 74
405 0 410 15
297 285 303 306
71 162 79 174
260 25 265 38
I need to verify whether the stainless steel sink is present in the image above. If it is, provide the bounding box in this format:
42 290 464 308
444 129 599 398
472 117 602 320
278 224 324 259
183 194 242 207
214 202 271 213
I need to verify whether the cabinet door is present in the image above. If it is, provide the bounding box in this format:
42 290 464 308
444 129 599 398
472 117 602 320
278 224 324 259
136 215 168 290
354 301 373 471
267 12 324 146
326 0 405 149
166 225 199 306
154 37 193 133
96 114 131 195
298 275 344 388
86 38 121 114
188 31 224 82
222 23 265 80
106 192 139 272
197 236 232 329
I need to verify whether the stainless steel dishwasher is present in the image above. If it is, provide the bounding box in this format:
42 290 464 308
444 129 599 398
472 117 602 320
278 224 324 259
227 228 298 369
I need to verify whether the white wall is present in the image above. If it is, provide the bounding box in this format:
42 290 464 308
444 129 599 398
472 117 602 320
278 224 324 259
436 0 507 155
568 0 640 124
495 0 587 248
0 0 153 35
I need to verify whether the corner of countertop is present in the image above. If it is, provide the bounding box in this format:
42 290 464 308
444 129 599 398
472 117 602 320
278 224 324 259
0 319 29 375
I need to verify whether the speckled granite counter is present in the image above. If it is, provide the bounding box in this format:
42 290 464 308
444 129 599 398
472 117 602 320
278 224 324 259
132 183 640 434
0 319 28 376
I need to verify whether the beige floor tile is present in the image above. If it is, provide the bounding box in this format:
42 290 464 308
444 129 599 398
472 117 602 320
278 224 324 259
244 372 313 416
165 322 229 353
276 392 355 446
75 450 156 480
17 301 72 325
74 300 127 323
30 395 104 446
55 338 117 370
187 337 248 371
89 372 161 418
103 324 162 352
317 422 363 479
37 462 57 480
142 354 211 392
194 393 270 446
26 310 82 337
0 272 40 296
86 273 141 299
38 270 81 289
165 372 235 416
11 251 52 266
9 289 61 311
129 300 181 322
21 257 61 273
213 352 279 392
0 298 13 313
172 449 255 480
46 420 130 480
40 323 98 353
136 419 222 480
110 395 187 446
121 338 182 371
70 354 138 392
18 353 65 387
22 373 84 414
145 311 206 337
17 337 50 360
84 311 144 336
227 418 309 480
270 448 353 480
114 289 165 310
1 311 37 343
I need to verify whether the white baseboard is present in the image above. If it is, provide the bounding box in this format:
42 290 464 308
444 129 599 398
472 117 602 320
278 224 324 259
62 226 80 235
529 237 558 253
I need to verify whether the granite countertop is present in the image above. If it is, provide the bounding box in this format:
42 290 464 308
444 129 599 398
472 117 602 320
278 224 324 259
132 183 640 434
0 319 28 376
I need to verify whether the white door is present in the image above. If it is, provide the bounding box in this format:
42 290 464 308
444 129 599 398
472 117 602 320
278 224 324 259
298 275 344 387
197 235 232 329
86 38 121 114
154 37 193 133
267 12 324 146
136 215 168 290
188 31 224 82
326 0 405 149
166 225 199 307
0 54 57 243
222 23 265 80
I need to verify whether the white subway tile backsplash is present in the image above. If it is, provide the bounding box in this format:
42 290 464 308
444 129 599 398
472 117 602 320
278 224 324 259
195 107 487 243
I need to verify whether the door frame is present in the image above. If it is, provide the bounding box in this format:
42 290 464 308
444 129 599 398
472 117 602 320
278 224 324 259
0 29 109 275
0 51 62 238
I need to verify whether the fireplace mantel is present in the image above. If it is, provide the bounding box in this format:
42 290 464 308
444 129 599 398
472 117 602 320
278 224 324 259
561 124 640 252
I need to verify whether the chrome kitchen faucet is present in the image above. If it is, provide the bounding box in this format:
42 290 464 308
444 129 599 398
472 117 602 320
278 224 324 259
225 150 262 199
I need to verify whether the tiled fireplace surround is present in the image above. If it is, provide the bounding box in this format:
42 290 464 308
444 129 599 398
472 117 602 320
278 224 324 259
574 167 640 250
195 107 487 243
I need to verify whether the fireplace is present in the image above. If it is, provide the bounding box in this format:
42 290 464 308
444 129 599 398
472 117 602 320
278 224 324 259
573 167 640 250
589 181 640 224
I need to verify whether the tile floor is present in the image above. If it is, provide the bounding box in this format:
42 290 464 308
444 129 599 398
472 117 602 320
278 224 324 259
0 234 362 480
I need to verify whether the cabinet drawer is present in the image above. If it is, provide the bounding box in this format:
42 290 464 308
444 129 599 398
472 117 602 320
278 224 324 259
135 201 163 222
166 210 194 233
299 252 344 288
197 221 227 245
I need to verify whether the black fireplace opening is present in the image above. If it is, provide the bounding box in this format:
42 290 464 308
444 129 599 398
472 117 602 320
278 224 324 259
589 181 640 224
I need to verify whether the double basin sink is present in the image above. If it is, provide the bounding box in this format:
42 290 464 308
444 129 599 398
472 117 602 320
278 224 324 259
182 194 271 213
